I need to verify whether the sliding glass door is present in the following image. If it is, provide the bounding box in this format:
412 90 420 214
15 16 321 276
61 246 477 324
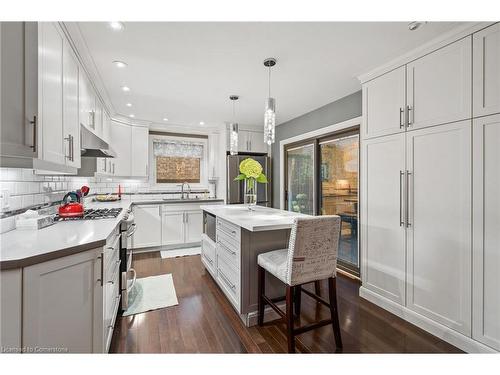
284 128 360 276
285 143 315 215
319 133 359 272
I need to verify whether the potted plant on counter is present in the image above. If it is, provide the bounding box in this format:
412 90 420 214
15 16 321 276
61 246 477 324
234 158 268 208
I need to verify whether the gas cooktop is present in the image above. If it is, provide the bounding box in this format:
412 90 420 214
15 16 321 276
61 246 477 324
54 208 123 221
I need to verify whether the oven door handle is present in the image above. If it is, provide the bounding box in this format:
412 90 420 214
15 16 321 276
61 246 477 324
127 268 137 292
126 223 137 238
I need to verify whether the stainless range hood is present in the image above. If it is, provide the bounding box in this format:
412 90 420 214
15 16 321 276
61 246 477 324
80 125 116 158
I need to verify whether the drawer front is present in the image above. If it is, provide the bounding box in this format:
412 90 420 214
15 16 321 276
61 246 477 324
216 254 240 312
201 235 216 276
216 236 240 270
216 217 240 242
104 230 121 273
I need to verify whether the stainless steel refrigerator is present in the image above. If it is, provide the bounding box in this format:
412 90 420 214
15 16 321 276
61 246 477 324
226 154 271 207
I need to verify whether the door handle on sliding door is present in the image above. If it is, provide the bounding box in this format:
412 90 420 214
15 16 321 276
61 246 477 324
406 171 412 228
399 171 405 226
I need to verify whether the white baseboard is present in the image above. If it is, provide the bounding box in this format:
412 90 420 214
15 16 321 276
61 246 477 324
359 286 497 353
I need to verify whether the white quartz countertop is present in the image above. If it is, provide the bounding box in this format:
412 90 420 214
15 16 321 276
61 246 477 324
200 204 309 232
0 197 224 270
0 201 132 270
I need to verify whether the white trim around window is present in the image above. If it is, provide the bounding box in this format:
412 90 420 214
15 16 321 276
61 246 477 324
279 116 362 209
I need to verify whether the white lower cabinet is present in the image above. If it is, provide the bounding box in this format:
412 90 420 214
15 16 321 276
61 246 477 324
161 211 185 246
132 204 162 249
472 114 500 350
201 234 216 276
185 211 203 243
0 269 22 351
361 133 406 305
23 248 102 353
132 203 211 249
21 229 121 353
405 121 472 335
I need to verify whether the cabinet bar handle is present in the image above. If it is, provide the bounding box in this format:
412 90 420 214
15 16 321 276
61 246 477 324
399 171 405 227
219 241 236 255
219 269 236 290
406 171 412 227
29 115 37 152
407 105 413 126
399 108 404 129
97 254 103 286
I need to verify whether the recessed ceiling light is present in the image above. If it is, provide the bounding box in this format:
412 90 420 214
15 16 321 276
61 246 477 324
408 21 426 31
199 121 205 125
109 22 124 31
126 103 132 107
113 60 127 68
163 118 169 122
129 114 135 118
121 86 130 92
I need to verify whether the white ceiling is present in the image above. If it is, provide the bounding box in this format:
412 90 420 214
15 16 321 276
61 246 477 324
74 22 466 129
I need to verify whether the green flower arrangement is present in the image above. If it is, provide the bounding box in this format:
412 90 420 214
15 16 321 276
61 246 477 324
234 158 268 206
234 158 268 183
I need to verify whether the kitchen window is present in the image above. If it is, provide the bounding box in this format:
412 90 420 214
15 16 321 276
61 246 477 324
149 134 208 186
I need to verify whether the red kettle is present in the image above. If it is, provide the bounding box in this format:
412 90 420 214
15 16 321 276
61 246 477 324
58 186 90 218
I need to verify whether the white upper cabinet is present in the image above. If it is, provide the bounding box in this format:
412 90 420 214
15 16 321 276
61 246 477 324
62 38 81 169
473 23 500 118
361 133 406 304
102 110 111 142
39 22 65 165
405 120 472 336
94 99 103 138
362 66 406 139
407 37 472 130
78 69 95 131
472 114 500 351
0 22 38 162
131 126 149 177
228 128 268 154
109 121 131 176
248 131 268 153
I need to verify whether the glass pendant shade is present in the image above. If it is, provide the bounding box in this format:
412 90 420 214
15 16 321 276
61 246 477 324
229 122 239 155
264 97 276 145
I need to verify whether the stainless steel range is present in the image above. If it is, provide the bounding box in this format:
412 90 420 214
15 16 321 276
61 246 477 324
119 209 136 312
54 208 123 221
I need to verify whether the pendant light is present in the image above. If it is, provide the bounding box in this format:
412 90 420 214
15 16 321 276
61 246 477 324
263 57 277 145
229 95 239 156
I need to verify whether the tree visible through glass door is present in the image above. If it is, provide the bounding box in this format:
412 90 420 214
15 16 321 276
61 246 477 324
286 143 315 215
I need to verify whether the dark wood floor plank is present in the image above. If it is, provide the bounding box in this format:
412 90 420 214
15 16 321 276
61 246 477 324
109 252 463 354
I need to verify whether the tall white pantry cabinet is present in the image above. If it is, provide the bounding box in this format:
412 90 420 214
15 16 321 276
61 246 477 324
359 22 500 353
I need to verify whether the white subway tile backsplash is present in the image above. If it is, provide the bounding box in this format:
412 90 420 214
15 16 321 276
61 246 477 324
1 167 209 215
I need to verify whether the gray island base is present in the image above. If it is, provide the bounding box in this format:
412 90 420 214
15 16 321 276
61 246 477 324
200 204 308 326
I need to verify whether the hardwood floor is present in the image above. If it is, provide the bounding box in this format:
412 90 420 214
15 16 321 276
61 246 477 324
110 252 463 353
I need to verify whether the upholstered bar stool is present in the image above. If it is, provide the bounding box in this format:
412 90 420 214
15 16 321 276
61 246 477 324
257 215 343 353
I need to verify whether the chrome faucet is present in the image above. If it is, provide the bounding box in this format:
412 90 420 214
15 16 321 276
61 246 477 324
180 182 191 199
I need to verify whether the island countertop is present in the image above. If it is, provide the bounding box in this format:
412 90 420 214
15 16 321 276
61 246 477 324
200 204 309 232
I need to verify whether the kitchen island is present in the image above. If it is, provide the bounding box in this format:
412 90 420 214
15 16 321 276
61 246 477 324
200 204 308 326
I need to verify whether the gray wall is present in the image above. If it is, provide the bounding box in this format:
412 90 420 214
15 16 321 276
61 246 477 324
271 90 362 208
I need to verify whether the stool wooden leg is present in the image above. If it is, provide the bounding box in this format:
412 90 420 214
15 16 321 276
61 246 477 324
257 265 265 326
314 280 321 296
328 277 343 348
294 285 301 317
285 285 295 353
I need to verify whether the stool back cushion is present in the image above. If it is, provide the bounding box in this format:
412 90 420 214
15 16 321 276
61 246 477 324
286 215 341 286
